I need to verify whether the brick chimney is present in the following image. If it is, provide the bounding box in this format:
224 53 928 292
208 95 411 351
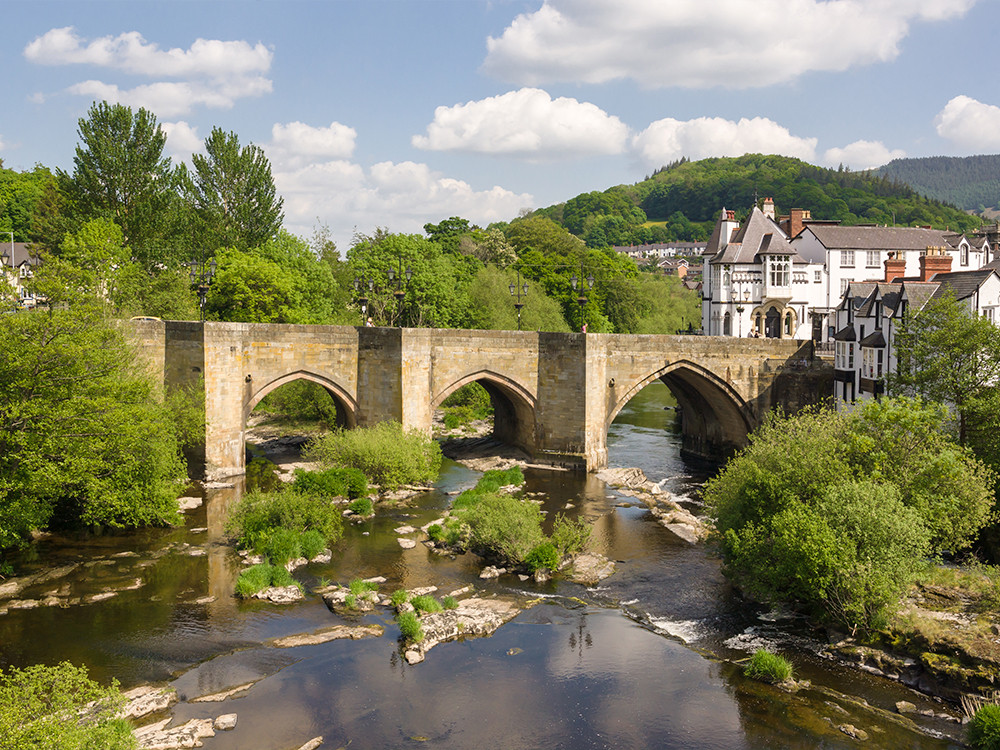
786 208 810 239
884 251 906 283
919 246 952 281
762 197 775 221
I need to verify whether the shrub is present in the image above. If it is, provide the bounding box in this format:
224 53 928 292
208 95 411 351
226 488 343 552
441 382 493 417
442 595 459 610
744 649 793 684
466 493 545 567
349 578 378 595
451 489 486 511
480 466 525 489
293 467 368 500
0 662 136 750
305 421 442 490
235 562 299 598
345 593 357 609
969 704 1000 750
525 541 560 572
299 529 326 560
390 589 410 607
348 497 374 516
261 527 304 565
397 611 424 643
551 513 591 557
411 594 443 614
443 406 475 430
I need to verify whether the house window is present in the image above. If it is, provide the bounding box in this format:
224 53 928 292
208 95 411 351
784 312 792 336
770 261 789 287
876 349 884 378
840 278 850 296
847 343 854 369
866 250 879 268
961 245 969 266
814 270 822 283
862 348 874 378
874 301 882 328
984 307 995 323
723 312 732 336
841 250 855 267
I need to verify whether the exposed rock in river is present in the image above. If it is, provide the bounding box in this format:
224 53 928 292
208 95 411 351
403 597 528 664
270 623 383 648
120 685 178 720
252 585 304 604
565 553 616 585
134 717 215 749
597 466 709 544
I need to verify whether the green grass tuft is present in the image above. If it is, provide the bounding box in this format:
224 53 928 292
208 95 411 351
744 649 793 684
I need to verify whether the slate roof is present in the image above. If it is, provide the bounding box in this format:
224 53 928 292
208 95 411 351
0 242 38 268
930 269 998 302
859 330 887 348
709 207 807 265
807 225 964 251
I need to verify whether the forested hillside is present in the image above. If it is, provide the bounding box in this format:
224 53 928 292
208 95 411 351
875 154 1000 213
531 154 982 248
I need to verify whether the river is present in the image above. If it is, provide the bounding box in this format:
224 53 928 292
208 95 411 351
0 381 963 749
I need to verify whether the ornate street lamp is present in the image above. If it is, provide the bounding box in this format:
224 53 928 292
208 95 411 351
509 268 528 331
570 269 595 332
387 261 413 326
187 256 217 322
353 276 374 323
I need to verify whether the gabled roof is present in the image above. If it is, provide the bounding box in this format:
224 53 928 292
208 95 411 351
807 225 962 252
0 242 38 269
859 330 887 348
709 207 806 265
929 269 999 302
832 325 856 342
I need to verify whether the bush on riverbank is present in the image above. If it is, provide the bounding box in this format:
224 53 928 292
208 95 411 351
397 611 424 643
305 421 442 490
294 467 368 500
705 398 995 633
227 488 343 563
466 493 546 567
744 649 793 684
969 704 1000 750
0 661 136 750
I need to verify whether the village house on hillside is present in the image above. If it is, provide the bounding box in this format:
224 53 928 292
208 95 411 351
1 242 41 309
831 247 1000 406
701 198 993 341
614 241 707 259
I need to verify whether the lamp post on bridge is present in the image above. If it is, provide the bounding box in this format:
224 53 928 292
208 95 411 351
187 256 217 322
509 268 528 330
353 276 374 324
386 256 413 327
570 267 594 333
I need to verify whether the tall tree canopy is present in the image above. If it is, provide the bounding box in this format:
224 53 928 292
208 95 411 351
183 127 284 251
66 102 176 264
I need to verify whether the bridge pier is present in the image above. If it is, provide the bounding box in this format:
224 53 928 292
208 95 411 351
130 321 831 481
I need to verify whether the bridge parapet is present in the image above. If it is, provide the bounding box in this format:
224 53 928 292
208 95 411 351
130 321 832 479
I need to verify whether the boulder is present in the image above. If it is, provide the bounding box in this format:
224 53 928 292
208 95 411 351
119 686 177 720
297 739 324 750
398 538 417 549
565 553 616 585
271 624 384 648
213 714 238 731
479 566 505 579
403 597 526 664
252 585 304 604
134 717 215 749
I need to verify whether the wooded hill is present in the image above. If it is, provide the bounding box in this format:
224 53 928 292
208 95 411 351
529 154 983 248
875 154 1000 213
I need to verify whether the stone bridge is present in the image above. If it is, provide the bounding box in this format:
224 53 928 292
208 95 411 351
131 321 832 480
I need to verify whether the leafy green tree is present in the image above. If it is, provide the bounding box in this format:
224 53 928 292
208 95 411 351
206 246 298 323
182 127 284 252
889 291 1000 448
464 265 570 332
705 399 995 632
0 296 185 554
0 662 136 750
66 101 176 265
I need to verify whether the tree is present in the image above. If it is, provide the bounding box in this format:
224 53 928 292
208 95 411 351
464 266 570 332
0 294 186 555
183 127 284 251
66 101 175 265
705 399 995 632
889 291 1000 448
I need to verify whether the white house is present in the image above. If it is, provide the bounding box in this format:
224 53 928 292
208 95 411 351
793 224 988 341
0 242 40 309
831 248 1000 407
701 206 826 338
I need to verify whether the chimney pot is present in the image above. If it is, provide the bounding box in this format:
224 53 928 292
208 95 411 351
884 251 906 283
919 245 952 281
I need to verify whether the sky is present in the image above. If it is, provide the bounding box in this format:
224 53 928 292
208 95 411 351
2 0 999 251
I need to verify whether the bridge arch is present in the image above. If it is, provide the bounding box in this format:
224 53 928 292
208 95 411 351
245 370 358 429
607 360 753 460
432 370 537 454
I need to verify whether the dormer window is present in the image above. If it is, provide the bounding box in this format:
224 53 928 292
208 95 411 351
961 244 969 266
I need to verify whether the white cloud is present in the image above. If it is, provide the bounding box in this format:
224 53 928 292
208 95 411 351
934 95 1000 150
25 27 271 78
272 152 532 250
161 121 203 157
66 76 272 118
25 27 274 117
823 140 905 170
270 121 357 166
631 116 817 166
412 88 628 157
483 0 978 89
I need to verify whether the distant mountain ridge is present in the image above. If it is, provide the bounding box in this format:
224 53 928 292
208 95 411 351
875 154 1000 213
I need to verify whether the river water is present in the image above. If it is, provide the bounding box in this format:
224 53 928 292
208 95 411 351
0 381 964 749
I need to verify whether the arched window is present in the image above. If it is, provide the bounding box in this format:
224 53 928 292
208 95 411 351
723 312 732 335
765 308 780 338
754 312 762 335
784 312 793 336
723 271 731 288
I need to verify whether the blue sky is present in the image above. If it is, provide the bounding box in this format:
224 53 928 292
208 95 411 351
2 0 998 250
